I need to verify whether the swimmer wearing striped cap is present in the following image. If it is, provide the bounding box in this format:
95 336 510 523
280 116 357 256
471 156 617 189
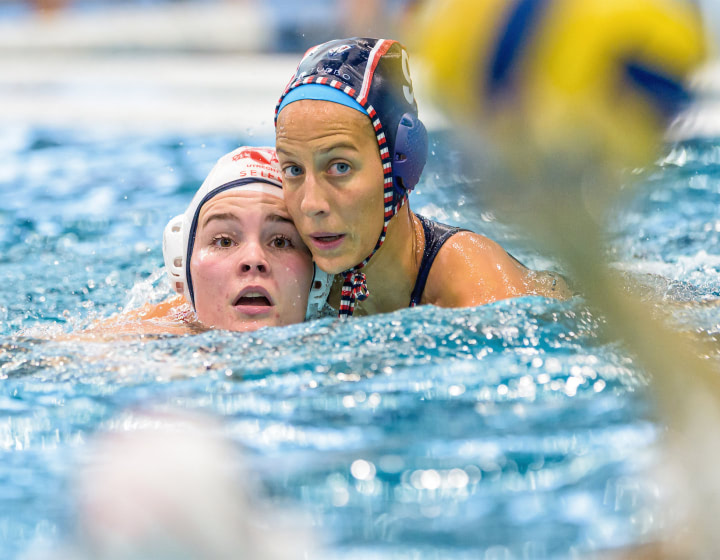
275 38 570 318
82 147 332 337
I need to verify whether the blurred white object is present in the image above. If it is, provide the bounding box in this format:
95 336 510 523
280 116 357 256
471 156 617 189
64 411 315 560
0 1 268 52
696 0 720 48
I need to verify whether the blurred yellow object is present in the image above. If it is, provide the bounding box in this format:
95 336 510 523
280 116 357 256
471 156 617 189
415 4 720 556
416 0 707 167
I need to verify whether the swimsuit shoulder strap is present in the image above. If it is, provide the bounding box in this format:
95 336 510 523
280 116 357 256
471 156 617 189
409 214 468 307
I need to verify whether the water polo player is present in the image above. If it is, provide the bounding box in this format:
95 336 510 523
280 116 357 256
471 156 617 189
275 37 570 317
92 147 332 335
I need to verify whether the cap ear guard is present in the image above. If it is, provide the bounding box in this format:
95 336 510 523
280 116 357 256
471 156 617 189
392 112 428 204
305 264 334 320
162 214 191 304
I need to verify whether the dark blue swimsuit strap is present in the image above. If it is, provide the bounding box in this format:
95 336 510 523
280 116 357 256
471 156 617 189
409 214 467 307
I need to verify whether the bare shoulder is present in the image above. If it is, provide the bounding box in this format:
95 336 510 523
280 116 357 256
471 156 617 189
421 231 572 307
422 231 531 308
127 295 188 321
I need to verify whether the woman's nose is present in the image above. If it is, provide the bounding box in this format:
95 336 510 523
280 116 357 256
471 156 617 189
237 243 270 274
299 173 330 217
240 261 267 273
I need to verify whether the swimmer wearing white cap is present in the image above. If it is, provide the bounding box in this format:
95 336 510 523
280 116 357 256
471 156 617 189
91 147 332 336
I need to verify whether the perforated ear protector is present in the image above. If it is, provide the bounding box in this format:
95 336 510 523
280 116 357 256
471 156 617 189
305 264 334 320
163 213 187 299
392 112 428 205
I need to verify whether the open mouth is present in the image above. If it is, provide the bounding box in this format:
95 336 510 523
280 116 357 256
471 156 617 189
310 233 346 250
235 294 272 306
233 288 274 314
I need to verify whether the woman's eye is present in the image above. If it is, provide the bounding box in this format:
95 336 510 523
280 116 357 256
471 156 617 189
271 236 293 249
212 236 234 248
283 165 303 178
329 162 351 175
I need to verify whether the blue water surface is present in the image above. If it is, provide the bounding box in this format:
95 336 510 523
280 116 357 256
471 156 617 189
1 126 718 559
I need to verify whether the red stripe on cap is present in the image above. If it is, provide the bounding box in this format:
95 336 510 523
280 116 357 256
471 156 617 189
357 40 395 105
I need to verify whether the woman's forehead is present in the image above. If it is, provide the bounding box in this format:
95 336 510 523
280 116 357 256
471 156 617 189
198 190 291 225
276 100 375 146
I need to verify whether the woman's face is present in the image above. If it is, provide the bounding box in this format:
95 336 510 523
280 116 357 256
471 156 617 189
275 100 385 274
190 190 314 331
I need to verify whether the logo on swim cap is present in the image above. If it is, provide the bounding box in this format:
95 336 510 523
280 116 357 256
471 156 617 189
232 147 279 167
227 147 282 184
328 45 351 56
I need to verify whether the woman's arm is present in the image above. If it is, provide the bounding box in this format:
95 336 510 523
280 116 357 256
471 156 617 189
79 295 206 338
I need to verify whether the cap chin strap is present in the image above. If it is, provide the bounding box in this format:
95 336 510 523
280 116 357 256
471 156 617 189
339 271 370 316
337 193 408 318
332 110 423 319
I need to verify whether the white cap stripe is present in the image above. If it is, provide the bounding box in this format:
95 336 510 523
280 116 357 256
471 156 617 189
358 39 389 105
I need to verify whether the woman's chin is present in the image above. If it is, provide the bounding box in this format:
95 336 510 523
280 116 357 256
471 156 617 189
198 316 268 333
315 254 362 276
228 320 267 333
197 306 308 332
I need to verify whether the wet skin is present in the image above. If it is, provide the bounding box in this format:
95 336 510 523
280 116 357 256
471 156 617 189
190 190 314 331
276 100 570 314
276 100 386 275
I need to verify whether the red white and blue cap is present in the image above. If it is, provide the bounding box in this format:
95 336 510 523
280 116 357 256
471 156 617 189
275 38 426 317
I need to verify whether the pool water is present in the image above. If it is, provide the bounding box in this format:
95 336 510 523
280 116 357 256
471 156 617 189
1 126 718 559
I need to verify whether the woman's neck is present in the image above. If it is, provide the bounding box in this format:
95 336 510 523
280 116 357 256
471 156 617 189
329 205 425 315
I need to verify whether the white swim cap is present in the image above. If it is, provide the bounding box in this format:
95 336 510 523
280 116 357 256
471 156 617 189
162 146 332 321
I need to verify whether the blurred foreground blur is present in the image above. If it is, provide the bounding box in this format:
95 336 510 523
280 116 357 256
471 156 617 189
0 0 431 136
414 0 720 556
55 412 316 560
